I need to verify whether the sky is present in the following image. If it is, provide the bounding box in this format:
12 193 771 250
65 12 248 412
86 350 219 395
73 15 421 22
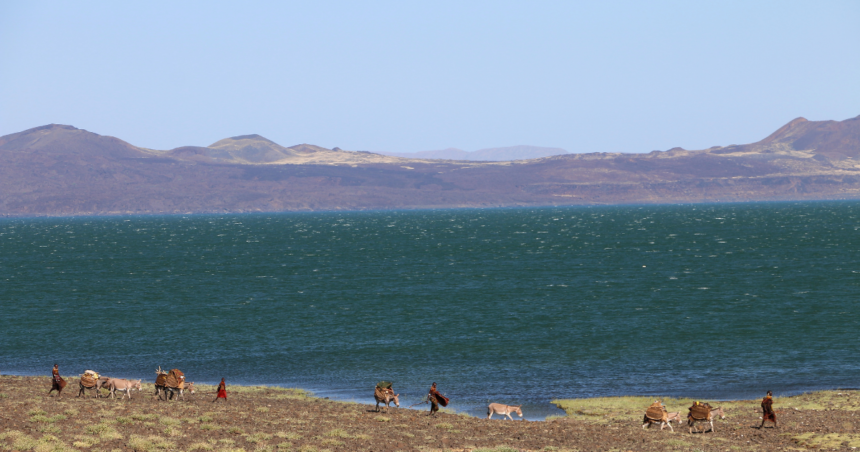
1 1 858 154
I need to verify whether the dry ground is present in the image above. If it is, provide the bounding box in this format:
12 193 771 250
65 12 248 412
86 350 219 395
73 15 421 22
1 375 858 451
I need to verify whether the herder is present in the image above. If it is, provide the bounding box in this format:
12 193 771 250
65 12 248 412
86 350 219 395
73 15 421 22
213 378 227 403
759 390 777 428
48 363 66 397
427 382 449 416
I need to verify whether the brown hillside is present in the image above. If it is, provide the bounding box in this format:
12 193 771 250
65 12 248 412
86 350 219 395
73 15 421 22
0 124 151 159
709 114 860 160
1 116 860 216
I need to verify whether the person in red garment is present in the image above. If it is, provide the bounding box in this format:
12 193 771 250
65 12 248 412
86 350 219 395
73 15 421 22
759 390 777 428
428 382 449 416
48 364 66 397
213 378 227 403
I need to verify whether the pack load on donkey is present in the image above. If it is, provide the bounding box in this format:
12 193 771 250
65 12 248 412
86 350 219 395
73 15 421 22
643 400 673 431
645 401 668 423
374 381 393 400
80 370 100 388
687 401 714 433
155 367 168 387
154 367 186 400
374 381 399 411
165 369 185 389
688 402 711 422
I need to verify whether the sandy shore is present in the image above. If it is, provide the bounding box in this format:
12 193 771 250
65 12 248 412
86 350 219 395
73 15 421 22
1 375 858 451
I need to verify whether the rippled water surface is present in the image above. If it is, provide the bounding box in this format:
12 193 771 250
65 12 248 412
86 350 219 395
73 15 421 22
2 202 859 418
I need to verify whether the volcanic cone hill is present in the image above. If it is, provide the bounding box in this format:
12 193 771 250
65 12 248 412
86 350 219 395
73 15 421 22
1 115 860 216
0 124 152 159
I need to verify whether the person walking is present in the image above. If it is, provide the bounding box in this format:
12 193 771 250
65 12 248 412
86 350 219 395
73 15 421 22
48 364 66 397
759 390 777 428
213 378 227 403
427 382 448 416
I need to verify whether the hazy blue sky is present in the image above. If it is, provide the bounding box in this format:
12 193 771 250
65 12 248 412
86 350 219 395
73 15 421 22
2 1 858 154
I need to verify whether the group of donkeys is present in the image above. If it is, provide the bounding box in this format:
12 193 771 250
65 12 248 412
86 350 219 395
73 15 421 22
76 375 195 400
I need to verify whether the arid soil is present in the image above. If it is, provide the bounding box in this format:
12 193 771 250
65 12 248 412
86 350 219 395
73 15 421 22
1 376 859 451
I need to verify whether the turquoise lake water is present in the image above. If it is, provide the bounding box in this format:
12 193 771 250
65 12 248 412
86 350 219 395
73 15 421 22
1 202 859 419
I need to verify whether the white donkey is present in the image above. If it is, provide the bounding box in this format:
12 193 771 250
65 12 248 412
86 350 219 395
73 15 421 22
108 378 142 399
487 403 523 420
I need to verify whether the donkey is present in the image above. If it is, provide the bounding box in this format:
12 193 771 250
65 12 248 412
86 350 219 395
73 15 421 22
688 406 726 433
487 403 523 420
642 411 681 431
108 379 142 399
78 376 110 398
159 382 193 401
374 389 399 412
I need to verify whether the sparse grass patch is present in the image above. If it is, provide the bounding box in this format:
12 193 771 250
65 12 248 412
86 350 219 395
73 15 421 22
10 432 39 451
325 429 349 438
438 407 467 416
472 447 520 452
187 442 214 451
275 442 292 450
255 406 269 413
264 388 313 401
126 435 175 452
245 433 273 444
664 439 693 447
793 432 860 448
116 416 133 424
38 425 62 434
228 427 245 435
158 417 181 426
435 422 454 430
28 409 48 416
779 390 860 411
33 433 69 452
199 415 214 423
199 424 218 431
552 396 698 423
163 426 181 437
273 432 301 440
319 438 343 446
374 416 390 422
131 413 157 421
63 408 78 416
72 435 99 448
85 422 123 440
31 414 67 423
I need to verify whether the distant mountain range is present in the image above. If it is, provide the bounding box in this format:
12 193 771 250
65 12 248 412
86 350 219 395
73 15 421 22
1 114 859 216
375 145 568 161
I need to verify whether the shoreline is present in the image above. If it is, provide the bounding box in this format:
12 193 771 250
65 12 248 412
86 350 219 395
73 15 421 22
2 375 859 451
2 370 853 422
